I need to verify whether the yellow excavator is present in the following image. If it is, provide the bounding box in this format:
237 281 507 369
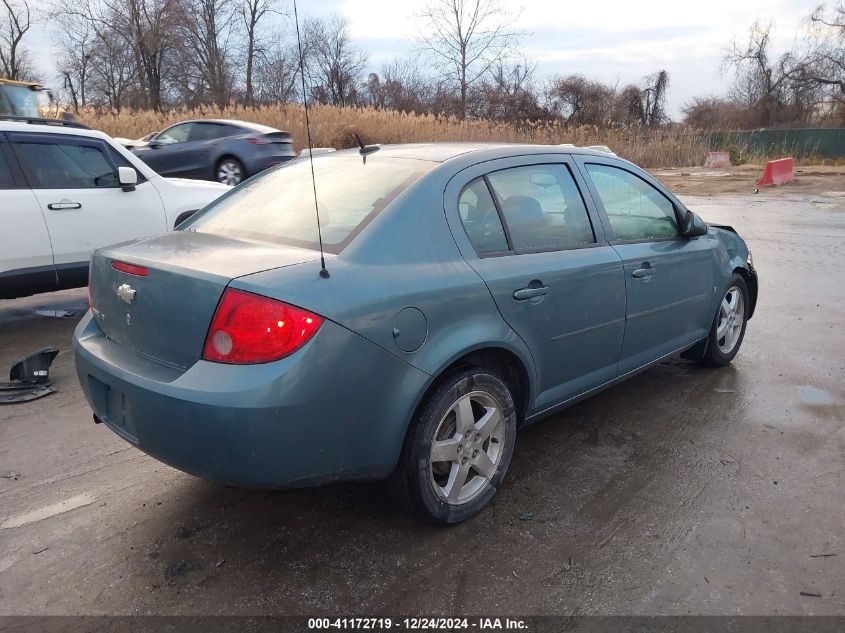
0 78 76 121
0 78 44 117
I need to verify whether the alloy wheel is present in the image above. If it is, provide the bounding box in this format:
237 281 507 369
429 391 505 505
717 285 745 354
217 160 243 185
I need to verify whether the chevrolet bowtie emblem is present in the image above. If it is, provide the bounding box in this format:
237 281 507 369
116 283 136 304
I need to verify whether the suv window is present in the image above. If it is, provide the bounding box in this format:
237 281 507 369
585 164 680 241
11 134 124 189
458 178 509 254
0 142 15 188
155 123 193 145
486 164 595 252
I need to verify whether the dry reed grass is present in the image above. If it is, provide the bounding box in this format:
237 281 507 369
79 104 711 168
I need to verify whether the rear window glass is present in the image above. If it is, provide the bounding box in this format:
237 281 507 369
190 155 434 253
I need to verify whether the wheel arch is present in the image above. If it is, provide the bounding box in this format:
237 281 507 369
415 344 534 428
173 209 198 229
732 265 758 319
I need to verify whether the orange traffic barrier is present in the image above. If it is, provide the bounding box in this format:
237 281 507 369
705 151 731 168
756 158 796 186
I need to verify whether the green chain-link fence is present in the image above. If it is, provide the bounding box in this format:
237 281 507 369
704 128 845 160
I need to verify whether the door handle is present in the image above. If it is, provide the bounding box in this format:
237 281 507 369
632 264 655 279
47 201 82 210
513 286 550 301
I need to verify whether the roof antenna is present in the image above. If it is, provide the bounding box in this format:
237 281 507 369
293 0 329 279
354 133 380 164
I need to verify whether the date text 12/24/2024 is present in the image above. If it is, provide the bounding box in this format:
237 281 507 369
307 618 529 630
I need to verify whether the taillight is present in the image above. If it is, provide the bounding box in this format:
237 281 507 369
248 137 271 145
112 261 148 276
87 286 93 309
202 289 323 364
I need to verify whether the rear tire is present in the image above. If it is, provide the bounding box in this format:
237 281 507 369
700 273 749 366
389 369 517 525
216 157 245 185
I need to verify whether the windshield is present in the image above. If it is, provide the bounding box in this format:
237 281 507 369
0 85 39 117
190 155 435 253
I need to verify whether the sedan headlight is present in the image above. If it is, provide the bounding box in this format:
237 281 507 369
747 250 754 269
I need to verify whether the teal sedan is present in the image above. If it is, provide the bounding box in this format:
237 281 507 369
73 143 757 524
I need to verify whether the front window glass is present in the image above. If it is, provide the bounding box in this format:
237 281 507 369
190 155 435 253
12 137 121 189
585 164 680 240
156 123 193 145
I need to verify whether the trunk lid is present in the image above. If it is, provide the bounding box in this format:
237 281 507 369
90 231 319 369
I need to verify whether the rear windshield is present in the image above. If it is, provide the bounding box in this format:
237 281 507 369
189 154 434 253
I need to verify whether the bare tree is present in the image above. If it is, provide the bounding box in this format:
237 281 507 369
641 69 669 127
173 0 238 107
475 57 540 121
417 0 521 119
365 57 434 113
253 37 299 104
545 74 614 126
723 21 804 126
56 18 94 111
682 95 752 129
51 0 175 110
790 2 844 119
303 13 366 107
240 0 281 106
120 0 175 110
0 0 35 80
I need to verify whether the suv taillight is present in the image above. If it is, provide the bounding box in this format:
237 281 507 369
202 289 323 364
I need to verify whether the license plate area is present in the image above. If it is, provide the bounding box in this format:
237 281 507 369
88 375 139 444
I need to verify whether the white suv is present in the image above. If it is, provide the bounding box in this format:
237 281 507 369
0 117 229 299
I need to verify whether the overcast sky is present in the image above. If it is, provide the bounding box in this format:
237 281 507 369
26 0 816 118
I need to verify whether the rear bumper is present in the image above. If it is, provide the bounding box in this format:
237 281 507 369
73 313 429 488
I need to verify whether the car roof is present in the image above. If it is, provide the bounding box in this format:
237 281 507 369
177 119 283 134
0 119 110 139
330 142 621 163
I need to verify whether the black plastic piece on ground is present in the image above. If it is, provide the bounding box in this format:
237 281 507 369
0 383 56 403
10 347 59 384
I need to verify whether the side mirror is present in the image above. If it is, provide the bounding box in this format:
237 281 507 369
118 166 138 192
148 141 161 149
682 210 708 238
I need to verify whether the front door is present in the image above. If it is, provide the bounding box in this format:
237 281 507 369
446 158 626 414
576 159 715 374
134 122 204 178
0 135 57 296
8 132 168 281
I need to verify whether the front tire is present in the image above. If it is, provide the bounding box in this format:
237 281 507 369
390 369 517 524
700 273 749 366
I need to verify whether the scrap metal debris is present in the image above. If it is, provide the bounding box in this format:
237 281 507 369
1 348 59 404
33 309 78 319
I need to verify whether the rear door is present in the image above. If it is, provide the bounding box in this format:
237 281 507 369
9 132 168 284
0 133 57 297
445 156 626 414
575 157 715 373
